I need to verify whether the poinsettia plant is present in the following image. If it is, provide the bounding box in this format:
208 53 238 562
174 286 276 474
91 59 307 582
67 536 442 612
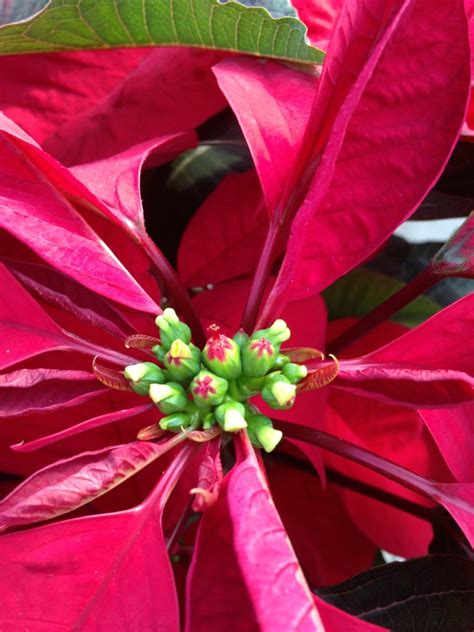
0 0 473 630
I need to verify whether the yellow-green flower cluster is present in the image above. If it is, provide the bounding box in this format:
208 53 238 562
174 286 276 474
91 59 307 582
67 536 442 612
124 309 307 453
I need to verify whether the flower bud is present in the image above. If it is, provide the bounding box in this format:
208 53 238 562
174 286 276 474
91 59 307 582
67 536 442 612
152 344 166 363
241 336 276 377
124 362 166 396
251 319 291 347
155 308 192 349
190 370 228 408
215 401 247 432
159 412 191 432
247 412 283 453
273 353 291 369
282 362 308 384
202 325 242 379
163 339 201 381
262 375 296 409
233 329 249 347
149 382 188 414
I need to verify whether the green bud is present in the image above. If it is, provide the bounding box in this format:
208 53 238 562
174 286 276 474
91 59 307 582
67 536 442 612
241 336 277 377
159 412 191 432
282 362 308 384
163 339 201 381
124 362 166 396
155 308 192 348
273 353 291 369
202 326 242 379
251 319 291 348
247 412 283 453
190 370 228 407
215 401 247 432
262 375 296 409
152 344 166 362
149 381 188 414
233 329 249 347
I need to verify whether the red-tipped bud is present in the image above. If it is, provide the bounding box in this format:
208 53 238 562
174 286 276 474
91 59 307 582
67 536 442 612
202 325 242 379
241 336 276 377
190 370 228 408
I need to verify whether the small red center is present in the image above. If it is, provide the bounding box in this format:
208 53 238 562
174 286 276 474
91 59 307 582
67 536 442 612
250 338 273 358
193 375 216 399
206 334 233 362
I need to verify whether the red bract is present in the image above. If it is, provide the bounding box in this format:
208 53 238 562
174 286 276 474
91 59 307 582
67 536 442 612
0 0 472 629
192 280 471 559
0 446 194 631
186 435 324 632
215 0 469 326
0 47 226 165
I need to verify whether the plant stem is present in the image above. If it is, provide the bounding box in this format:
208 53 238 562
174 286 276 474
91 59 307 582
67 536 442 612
326 468 433 521
156 442 197 512
240 222 280 333
266 450 433 521
273 420 435 501
139 231 205 346
67 333 138 365
166 498 195 554
328 267 438 354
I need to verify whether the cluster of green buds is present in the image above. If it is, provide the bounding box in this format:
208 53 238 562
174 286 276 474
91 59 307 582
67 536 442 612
123 309 307 453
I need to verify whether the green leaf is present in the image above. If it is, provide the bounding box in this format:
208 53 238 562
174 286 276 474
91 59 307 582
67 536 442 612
315 554 474 631
165 141 251 203
323 268 439 328
0 0 324 63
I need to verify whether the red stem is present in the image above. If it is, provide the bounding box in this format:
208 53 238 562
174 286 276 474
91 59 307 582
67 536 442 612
268 450 433 521
240 223 280 332
138 231 205 346
156 442 197 512
166 498 194 553
66 333 138 365
274 420 435 500
328 267 438 354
